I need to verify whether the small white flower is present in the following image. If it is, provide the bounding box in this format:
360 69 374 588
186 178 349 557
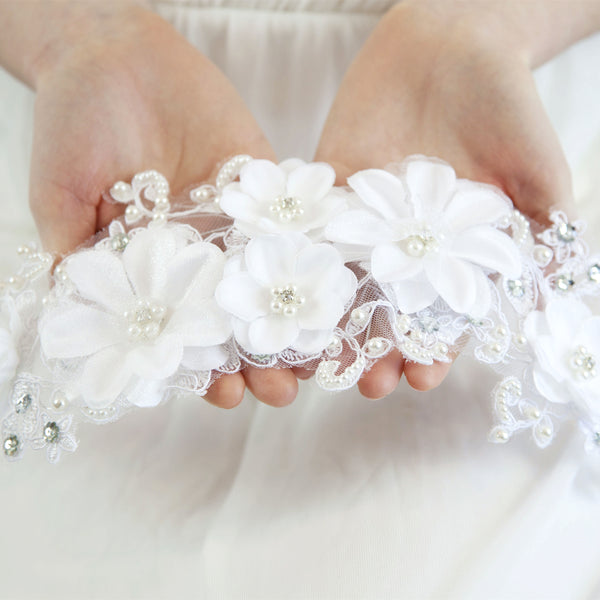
220 158 348 238
0 295 22 387
524 298 600 416
39 225 232 409
216 233 357 355
325 157 522 316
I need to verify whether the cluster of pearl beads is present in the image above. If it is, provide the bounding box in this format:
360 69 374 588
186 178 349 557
399 233 439 258
216 155 251 190
270 285 305 317
569 346 597 381
270 195 304 223
124 299 167 341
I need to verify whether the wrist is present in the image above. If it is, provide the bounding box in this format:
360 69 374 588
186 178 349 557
0 2 154 89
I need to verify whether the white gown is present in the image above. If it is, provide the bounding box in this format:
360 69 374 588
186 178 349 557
1 2 600 598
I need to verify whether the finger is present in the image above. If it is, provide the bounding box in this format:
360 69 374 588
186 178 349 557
404 359 453 392
358 349 405 400
291 366 313 380
242 366 298 407
30 182 98 255
204 372 246 409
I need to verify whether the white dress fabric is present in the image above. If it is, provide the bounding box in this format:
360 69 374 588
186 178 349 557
1 2 600 598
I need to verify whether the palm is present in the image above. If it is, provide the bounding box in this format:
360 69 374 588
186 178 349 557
315 6 573 396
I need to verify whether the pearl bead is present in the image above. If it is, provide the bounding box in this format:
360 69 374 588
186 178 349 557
52 392 67 411
351 308 367 324
396 314 412 334
533 245 552 265
404 235 426 257
495 429 510 442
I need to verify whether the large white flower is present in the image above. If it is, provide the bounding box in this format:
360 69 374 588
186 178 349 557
325 157 522 316
216 233 357 355
39 225 232 409
220 158 348 238
524 298 600 416
0 295 22 386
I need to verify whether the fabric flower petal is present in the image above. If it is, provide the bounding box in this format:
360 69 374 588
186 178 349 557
244 234 307 287
220 189 264 223
324 210 398 245
291 329 333 355
126 335 183 380
467 268 493 318
78 347 133 409
64 250 134 313
450 226 521 278
389 278 439 314
216 273 270 321
294 243 345 290
297 293 345 330
371 243 424 283
248 315 299 354
164 299 232 347
546 299 591 345
164 241 225 306
182 345 229 371
347 169 410 220
40 305 123 359
239 159 286 203
123 227 179 300
0 328 18 383
286 163 335 202
405 158 456 217
444 184 512 232
425 255 477 314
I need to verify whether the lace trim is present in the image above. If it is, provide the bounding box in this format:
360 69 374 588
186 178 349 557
1 155 600 463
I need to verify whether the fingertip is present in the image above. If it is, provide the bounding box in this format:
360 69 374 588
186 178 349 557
204 372 246 409
357 350 404 400
404 360 452 392
243 366 298 407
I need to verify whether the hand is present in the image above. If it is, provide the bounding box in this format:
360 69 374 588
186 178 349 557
315 1 574 398
28 6 298 409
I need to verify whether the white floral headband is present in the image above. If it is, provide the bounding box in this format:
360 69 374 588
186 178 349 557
2 155 599 463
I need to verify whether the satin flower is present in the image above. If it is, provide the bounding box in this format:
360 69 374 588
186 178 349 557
216 233 357 355
220 158 348 238
524 298 600 415
39 225 232 409
325 157 522 316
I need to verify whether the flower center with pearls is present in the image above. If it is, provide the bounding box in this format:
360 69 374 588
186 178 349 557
270 284 305 317
124 298 167 341
399 232 440 258
569 345 597 381
269 195 304 223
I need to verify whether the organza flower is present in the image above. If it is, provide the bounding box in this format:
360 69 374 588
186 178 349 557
216 233 357 355
325 157 522 316
0 295 22 386
524 298 600 415
39 225 232 409
220 158 348 238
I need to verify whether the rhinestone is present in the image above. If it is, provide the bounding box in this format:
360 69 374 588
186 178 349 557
418 317 439 333
507 279 525 298
43 422 60 444
588 264 600 283
110 233 129 252
14 393 32 414
557 221 577 242
555 274 574 292
594 432 600 446
3 435 19 457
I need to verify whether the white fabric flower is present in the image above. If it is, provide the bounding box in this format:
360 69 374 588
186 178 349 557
0 295 22 386
220 158 347 238
40 225 232 409
524 298 600 415
325 157 521 316
216 233 357 355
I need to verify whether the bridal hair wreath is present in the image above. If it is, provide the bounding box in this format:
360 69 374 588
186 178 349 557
1 155 600 463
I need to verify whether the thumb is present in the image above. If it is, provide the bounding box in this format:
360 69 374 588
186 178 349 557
30 180 122 256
